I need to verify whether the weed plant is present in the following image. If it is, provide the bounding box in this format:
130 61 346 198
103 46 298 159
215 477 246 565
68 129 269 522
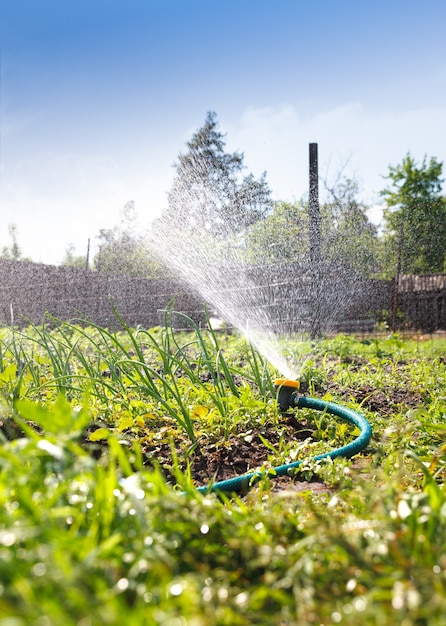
0 315 445 624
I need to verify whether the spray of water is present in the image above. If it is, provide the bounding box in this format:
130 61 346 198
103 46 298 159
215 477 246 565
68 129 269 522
147 139 382 379
149 153 304 376
149 217 297 378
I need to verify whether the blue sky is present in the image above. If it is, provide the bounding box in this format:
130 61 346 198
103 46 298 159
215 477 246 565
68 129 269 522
1 0 445 264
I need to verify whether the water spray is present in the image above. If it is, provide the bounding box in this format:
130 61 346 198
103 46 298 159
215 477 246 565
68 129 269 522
153 137 373 495
195 379 372 495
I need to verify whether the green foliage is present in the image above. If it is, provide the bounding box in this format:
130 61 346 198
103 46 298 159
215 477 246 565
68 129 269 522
380 153 446 275
0 308 277 449
245 176 380 277
245 200 309 264
93 202 166 277
1 223 30 262
61 243 89 269
322 177 380 276
0 320 445 623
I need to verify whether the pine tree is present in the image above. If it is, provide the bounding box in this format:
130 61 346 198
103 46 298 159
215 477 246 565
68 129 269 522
166 112 272 237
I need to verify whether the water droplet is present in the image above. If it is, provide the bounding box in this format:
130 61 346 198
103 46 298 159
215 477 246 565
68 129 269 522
0 531 16 546
117 578 129 591
32 563 47 577
170 582 183 596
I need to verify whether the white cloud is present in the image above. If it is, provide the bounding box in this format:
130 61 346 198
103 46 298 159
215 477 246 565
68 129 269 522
2 100 445 265
0 151 172 264
226 101 446 208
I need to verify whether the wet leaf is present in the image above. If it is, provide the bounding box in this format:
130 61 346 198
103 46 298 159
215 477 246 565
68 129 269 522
89 427 110 441
191 405 210 419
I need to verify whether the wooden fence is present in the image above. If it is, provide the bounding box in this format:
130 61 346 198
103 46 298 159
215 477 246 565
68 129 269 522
0 259 444 333
0 259 204 330
396 274 446 333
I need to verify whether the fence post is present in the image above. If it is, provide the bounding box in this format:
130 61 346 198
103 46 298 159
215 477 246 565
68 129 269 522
391 222 404 331
309 143 322 338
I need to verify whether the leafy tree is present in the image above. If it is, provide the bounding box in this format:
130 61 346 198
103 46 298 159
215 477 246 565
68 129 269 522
322 177 379 276
245 176 379 276
165 111 273 237
1 223 28 261
93 202 165 277
380 153 446 275
244 200 309 265
61 243 89 270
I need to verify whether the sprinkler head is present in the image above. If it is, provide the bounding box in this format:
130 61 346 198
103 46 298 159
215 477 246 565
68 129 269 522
274 379 300 412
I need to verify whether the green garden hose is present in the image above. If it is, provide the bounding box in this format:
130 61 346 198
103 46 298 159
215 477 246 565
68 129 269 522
196 381 372 495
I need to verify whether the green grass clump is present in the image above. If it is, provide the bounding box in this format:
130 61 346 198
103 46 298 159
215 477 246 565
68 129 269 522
0 315 445 624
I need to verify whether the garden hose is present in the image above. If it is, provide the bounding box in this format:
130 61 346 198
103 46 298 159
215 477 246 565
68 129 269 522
195 380 372 495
